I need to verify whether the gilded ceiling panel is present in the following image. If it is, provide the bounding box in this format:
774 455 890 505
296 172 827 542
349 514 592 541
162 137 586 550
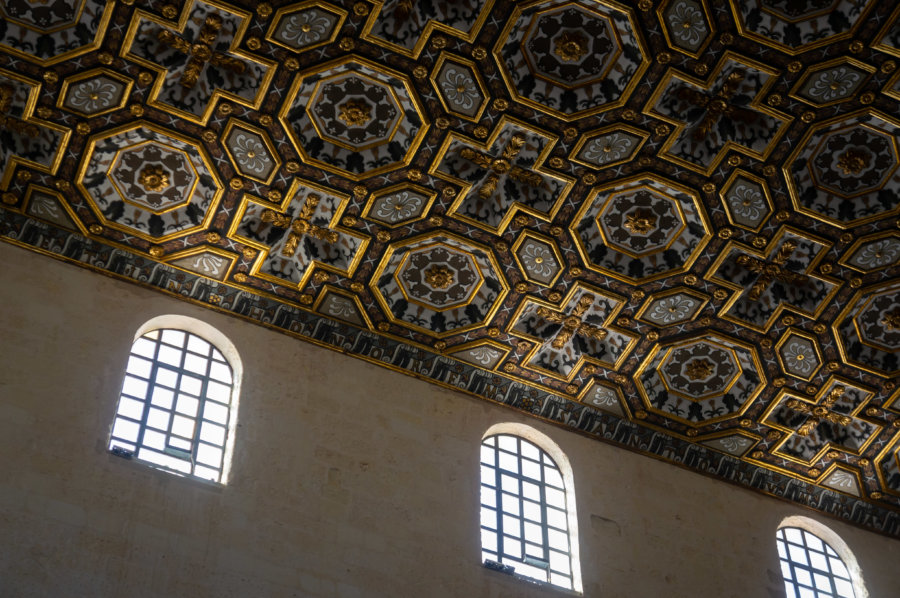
1 0 900 537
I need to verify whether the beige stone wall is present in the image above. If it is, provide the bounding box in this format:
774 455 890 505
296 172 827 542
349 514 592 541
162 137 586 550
0 241 897 598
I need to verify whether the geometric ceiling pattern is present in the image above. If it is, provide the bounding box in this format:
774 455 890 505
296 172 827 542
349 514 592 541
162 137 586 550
1 0 899 538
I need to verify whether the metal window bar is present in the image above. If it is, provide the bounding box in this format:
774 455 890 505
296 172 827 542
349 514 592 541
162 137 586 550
776 527 856 598
480 434 574 590
109 329 234 483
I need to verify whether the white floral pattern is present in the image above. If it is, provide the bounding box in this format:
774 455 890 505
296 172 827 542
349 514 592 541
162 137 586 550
589 386 619 407
580 133 636 165
849 238 900 270
780 339 818 377
374 191 425 223
230 132 272 177
520 241 557 278
439 67 481 111
667 1 707 46
278 10 334 47
805 67 862 102
188 253 227 277
727 183 767 221
66 78 123 114
823 470 859 495
647 294 699 324
28 194 63 219
466 346 501 365
711 436 752 455
326 296 358 319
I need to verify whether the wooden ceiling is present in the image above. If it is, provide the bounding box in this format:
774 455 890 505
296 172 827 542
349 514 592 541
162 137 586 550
1 0 899 537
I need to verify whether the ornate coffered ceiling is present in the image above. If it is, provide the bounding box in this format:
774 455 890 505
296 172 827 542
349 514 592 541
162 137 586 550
1 0 899 537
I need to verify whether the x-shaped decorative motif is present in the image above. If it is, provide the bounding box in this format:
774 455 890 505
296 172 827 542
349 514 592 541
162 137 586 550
156 14 246 89
261 195 339 258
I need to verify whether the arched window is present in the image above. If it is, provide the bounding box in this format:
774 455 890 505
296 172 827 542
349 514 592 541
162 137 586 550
777 516 868 598
479 423 582 592
108 316 241 484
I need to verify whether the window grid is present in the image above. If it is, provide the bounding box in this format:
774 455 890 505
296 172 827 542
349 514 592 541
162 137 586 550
480 434 574 590
109 329 234 483
777 527 856 598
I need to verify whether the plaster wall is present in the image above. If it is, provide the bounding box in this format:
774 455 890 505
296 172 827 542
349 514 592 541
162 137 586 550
0 241 897 598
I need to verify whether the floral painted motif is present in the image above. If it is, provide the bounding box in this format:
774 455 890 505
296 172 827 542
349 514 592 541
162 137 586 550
439 67 480 111
667 1 707 47
849 238 900 270
28 194 64 219
823 470 859 495
588 385 619 408
727 183 767 221
780 339 818 377
599 190 683 255
648 294 700 324
704 435 753 456
499 1 646 117
662 342 738 398
399 245 481 309
65 77 124 114
187 253 227 277
325 295 358 319
277 10 336 47
803 66 865 103
230 132 272 177
580 133 637 166
467 346 501 365
811 127 895 196
520 241 557 278
373 191 425 224
111 143 195 210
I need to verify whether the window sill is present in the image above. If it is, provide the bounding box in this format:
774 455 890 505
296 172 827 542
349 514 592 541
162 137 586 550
107 450 225 492
482 561 582 596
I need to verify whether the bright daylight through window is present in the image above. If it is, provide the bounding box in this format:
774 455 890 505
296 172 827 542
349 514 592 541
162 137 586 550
109 328 235 482
777 526 857 598
480 433 576 590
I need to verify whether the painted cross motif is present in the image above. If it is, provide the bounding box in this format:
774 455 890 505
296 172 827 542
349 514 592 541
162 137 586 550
123 0 273 122
786 386 852 436
156 14 246 89
673 70 759 142
709 231 837 331
261 195 339 258
230 181 367 288
459 134 544 200
536 294 608 349
735 240 808 301
649 58 787 173
765 382 880 465
433 120 572 234
511 286 636 380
